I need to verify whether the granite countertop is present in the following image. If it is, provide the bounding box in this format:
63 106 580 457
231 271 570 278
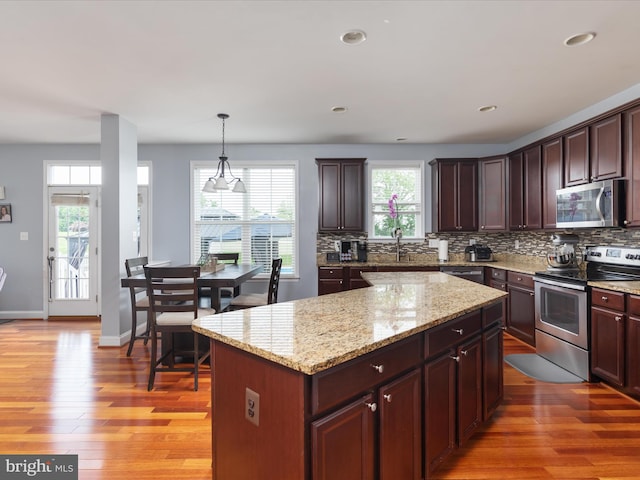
193 271 508 375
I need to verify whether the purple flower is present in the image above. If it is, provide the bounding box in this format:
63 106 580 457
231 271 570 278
388 194 398 219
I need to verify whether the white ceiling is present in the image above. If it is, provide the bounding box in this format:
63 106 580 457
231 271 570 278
1 0 640 145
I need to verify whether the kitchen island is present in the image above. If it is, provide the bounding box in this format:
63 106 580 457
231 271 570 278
193 271 508 480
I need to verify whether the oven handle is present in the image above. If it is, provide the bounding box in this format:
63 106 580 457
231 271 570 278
533 277 587 291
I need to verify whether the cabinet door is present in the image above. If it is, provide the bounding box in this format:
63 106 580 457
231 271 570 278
318 280 345 296
457 161 478 231
379 369 422 480
478 156 507 231
564 127 589 187
311 393 375 480
436 161 459 232
318 161 341 231
508 152 524 230
590 114 622 181
591 306 625 387
627 315 640 398
457 336 483 445
341 161 365 231
483 325 504 420
542 138 563 229
507 284 535 346
523 145 542 230
424 351 456 475
624 106 640 227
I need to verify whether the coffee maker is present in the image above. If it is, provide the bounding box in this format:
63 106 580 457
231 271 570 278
547 233 581 270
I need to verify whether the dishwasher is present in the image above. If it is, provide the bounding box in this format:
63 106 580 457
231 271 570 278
440 266 485 284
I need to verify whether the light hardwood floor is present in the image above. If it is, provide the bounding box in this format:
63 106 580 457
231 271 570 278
1 319 639 479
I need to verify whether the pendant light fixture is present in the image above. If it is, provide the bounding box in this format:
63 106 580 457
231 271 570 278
202 113 246 193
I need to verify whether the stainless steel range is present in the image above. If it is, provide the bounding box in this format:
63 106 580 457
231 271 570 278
534 245 640 381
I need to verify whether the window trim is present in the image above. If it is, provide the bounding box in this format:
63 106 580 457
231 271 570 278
367 160 426 241
190 159 299 278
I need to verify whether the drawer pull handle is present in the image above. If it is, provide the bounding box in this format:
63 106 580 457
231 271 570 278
365 402 377 412
615 316 622 322
371 364 384 374
383 394 392 403
601 296 608 302
517 277 522 281
450 355 460 363
452 328 464 335
460 349 469 356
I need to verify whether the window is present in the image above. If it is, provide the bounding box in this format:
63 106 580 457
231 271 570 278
192 161 297 277
368 162 424 240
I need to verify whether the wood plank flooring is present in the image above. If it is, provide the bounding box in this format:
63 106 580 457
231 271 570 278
0 320 639 479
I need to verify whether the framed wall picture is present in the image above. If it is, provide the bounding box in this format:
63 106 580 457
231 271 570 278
0 204 12 223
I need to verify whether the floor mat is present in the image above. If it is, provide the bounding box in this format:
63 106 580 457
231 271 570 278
0 319 14 325
504 353 584 384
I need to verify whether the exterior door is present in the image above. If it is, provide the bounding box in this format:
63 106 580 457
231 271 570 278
47 186 100 317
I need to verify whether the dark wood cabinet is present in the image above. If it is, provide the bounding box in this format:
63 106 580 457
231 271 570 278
318 267 345 295
564 127 590 186
456 335 483 445
349 266 377 290
506 271 535 346
311 394 375 480
482 324 504 420
431 158 478 232
624 106 640 227
542 137 563 229
317 158 365 232
378 369 422 480
627 295 640 397
591 305 625 387
509 147 542 231
478 156 507 231
590 113 623 181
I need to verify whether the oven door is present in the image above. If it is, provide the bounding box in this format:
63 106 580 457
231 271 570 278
534 279 588 349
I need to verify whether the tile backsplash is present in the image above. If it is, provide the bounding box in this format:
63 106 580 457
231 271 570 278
318 228 640 258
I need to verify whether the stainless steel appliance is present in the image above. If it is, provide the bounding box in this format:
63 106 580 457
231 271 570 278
464 244 494 262
534 245 640 381
556 179 624 228
546 233 581 270
440 266 485 284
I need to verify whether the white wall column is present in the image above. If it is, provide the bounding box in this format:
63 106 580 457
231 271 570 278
99 114 138 346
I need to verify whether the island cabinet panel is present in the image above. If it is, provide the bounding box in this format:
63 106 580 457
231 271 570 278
483 324 504 420
311 336 422 415
210 341 307 480
311 393 375 480
456 335 483 445
378 369 422 480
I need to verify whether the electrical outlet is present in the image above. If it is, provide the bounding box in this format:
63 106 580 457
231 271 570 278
428 239 439 248
334 240 340 252
515 240 520 249
245 388 260 427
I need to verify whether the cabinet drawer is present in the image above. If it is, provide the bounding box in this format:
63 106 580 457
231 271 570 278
424 310 482 359
311 336 421 415
628 295 640 316
592 288 625 311
349 266 377 279
488 268 506 282
319 267 344 279
489 280 506 292
507 271 534 289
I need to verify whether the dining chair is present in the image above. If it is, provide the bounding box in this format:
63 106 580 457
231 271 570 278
144 265 215 391
227 258 282 310
124 257 150 357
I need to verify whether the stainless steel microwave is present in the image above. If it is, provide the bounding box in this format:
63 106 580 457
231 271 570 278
556 179 624 228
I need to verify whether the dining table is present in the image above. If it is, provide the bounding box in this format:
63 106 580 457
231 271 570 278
120 263 263 313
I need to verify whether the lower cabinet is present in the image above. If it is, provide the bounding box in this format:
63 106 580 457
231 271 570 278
627 312 640 397
318 267 345 295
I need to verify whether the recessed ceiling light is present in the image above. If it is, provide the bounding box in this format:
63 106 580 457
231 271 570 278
331 106 348 113
340 30 367 45
564 32 596 47
478 105 497 113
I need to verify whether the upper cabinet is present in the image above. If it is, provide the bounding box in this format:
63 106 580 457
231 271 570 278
430 158 478 232
478 156 507 232
590 114 623 182
564 115 623 187
541 138 563 229
564 127 590 187
624 106 640 227
508 146 542 231
317 158 366 233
